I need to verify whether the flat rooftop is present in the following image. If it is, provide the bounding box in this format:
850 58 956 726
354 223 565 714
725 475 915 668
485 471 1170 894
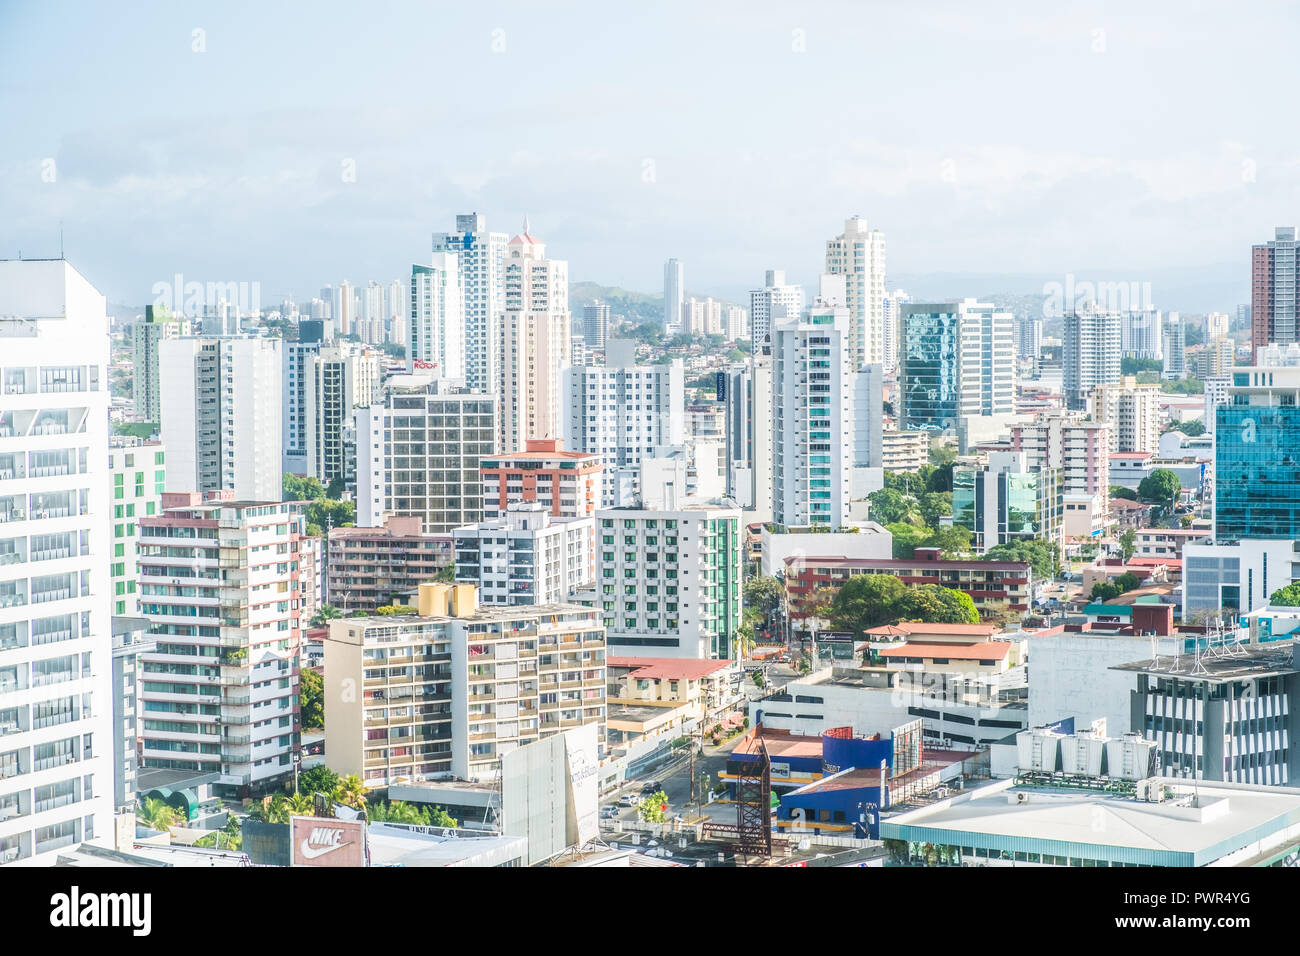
1111 639 1300 682
883 776 1300 866
606 656 734 680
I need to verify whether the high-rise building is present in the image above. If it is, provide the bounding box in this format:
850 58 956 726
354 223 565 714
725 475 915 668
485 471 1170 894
159 336 283 501
952 451 1063 553
1203 377 1231 437
137 492 306 793
1088 377 1163 454
725 305 748 343
853 363 885 471
0 259 115 865
453 502 594 605
355 379 497 534
1015 315 1043 374
582 302 609 350
1162 312 1187 380
323 583 605 784
1063 310 1122 409
1120 308 1163 360
720 356 773 521
572 501 741 659
749 269 804 356
132 305 190 425
1215 346 1300 544
1010 415 1110 497
433 214 508 397
562 340 685 506
283 320 326 475
772 282 854 528
899 299 1016 431
107 437 166 616
409 254 463 379
303 345 381 484
337 279 354 338
1207 312 1230 342
499 223 570 453
1251 226 1300 361
825 216 887 369
663 258 684 334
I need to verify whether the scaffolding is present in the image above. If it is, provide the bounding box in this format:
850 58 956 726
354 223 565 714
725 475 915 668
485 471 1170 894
735 737 772 862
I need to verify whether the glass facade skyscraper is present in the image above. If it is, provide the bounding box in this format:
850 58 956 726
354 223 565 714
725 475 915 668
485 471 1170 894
1215 399 1300 544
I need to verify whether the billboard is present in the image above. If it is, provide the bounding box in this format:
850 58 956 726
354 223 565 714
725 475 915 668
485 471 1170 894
290 816 366 868
501 725 601 865
564 724 600 847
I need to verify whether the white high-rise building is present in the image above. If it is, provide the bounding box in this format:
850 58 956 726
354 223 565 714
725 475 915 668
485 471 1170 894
772 279 854 528
725 305 748 343
337 280 354 338
899 299 1016 431
582 302 609 350
1088 377 1164 454
131 305 190 425
356 379 498 533
499 223 570 453
282 321 327 474
1163 312 1187 380
409 253 464 379
749 269 804 356
452 502 594 606
570 500 742 659
159 336 283 502
1120 308 1164 360
562 340 686 506
1063 310 1123 410
664 258 684 334
825 216 888 369
433 214 507 395
0 259 115 865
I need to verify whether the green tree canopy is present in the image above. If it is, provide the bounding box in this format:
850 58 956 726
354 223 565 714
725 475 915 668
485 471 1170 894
743 575 784 617
1121 357 1162 375
982 539 1059 581
828 575 979 632
1138 469 1182 509
1110 486 1138 501
299 668 324 730
868 488 923 526
918 492 953 530
298 765 340 796
283 474 327 501
311 604 342 627
1118 529 1137 562
1168 419 1205 437
1270 582 1300 607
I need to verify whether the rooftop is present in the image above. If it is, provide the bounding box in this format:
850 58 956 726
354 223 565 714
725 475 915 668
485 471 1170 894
606 656 734 680
883 776 1300 866
879 641 1012 662
1112 639 1300 682
731 728 824 761
784 555 1030 572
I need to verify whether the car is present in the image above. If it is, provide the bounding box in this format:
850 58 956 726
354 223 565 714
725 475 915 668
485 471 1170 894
618 794 641 807
600 806 619 819
641 780 662 793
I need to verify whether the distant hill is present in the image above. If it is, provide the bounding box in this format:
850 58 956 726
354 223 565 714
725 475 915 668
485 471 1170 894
570 281 664 328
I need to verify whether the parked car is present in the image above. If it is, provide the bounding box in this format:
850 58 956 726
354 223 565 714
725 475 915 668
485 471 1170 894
619 794 641 807
641 780 662 794
600 806 619 819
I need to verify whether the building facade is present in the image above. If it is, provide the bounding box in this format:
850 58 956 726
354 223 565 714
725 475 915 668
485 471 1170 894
108 437 166 616
825 216 887 369
1063 310 1122 409
749 269 804 355
433 213 508 396
326 515 452 612
900 299 1016 431
453 502 594 606
952 451 1063 553
131 305 190 425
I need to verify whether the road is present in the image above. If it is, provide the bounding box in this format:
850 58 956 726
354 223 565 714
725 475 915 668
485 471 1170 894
600 740 735 827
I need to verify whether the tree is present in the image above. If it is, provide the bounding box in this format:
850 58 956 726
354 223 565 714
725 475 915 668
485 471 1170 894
1121 357 1163 375
1118 529 1137 562
334 774 368 812
310 605 342 627
376 605 411 616
734 622 756 659
435 564 455 583
1169 419 1205 437
1270 582 1300 607
887 522 931 559
305 498 355 534
751 670 766 689
1138 469 1182 512
637 790 670 824
136 797 178 832
918 492 952 530
742 575 784 618
868 488 922 526
829 574 911 633
325 476 347 499
1091 581 1122 602
298 766 340 797
1110 486 1138 501
927 526 971 558
1114 571 1142 593
286 792 315 816
899 585 980 625
299 668 324 730
283 474 327 501
983 539 1058 581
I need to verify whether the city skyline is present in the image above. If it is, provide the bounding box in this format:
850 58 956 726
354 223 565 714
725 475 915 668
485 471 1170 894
3 2 1298 308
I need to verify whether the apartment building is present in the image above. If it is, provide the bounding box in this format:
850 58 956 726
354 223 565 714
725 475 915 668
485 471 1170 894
749 269 804 355
131 305 190 425
1063 310 1122 409
137 492 306 795
433 213 508 397
452 502 594 605
825 216 887 369
302 345 382 483
326 515 452 612
324 583 605 785
562 339 685 506
355 378 498 534
107 437 166 616
1089 377 1163 454
159 335 283 501
571 500 742 659
479 437 601 521
0 258 115 866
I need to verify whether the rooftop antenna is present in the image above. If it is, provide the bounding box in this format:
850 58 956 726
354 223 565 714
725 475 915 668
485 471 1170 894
59 222 64 260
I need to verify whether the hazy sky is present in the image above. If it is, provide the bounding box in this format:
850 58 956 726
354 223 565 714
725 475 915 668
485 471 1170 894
3 0 1298 306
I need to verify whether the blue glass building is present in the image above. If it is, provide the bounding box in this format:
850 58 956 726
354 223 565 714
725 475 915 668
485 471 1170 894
1215 400 1300 543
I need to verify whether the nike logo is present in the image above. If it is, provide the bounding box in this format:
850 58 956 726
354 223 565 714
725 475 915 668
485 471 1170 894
300 840 347 860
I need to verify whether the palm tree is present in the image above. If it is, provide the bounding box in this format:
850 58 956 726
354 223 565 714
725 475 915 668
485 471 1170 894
311 604 342 628
334 774 368 812
136 797 177 832
286 792 314 816
734 623 756 660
